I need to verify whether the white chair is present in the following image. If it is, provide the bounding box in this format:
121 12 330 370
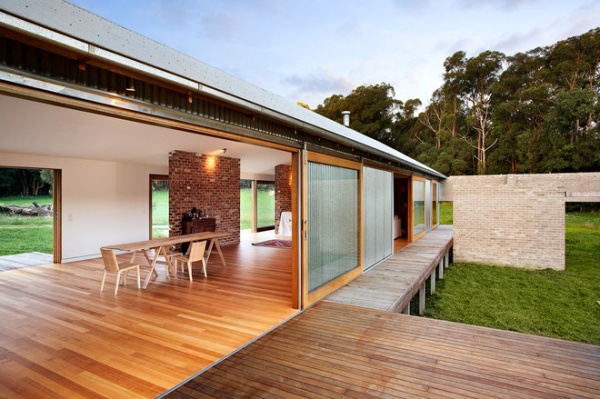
100 248 141 294
172 241 208 281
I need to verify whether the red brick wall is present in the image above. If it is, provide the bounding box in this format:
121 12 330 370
275 164 292 232
169 150 240 245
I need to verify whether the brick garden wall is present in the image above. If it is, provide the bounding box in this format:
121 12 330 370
169 150 240 246
274 164 292 232
440 173 600 270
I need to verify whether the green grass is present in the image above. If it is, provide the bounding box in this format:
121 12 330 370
151 190 169 237
423 211 600 344
439 201 453 224
0 196 54 255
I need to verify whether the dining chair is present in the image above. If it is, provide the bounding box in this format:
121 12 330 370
172 240 207 281
100 248 141 294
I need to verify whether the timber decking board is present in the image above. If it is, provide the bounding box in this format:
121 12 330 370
163 301 600 399
0 241 297 398
324 225 453 313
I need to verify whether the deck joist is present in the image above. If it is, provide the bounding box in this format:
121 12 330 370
324 225 454 313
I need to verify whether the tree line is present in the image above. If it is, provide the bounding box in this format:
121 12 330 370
0 168 53 197
313 28 599 175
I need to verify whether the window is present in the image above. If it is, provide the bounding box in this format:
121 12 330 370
240 179 275 232
412 178 426 239
150 175 169 238
256 181 275 231
432 181 439 228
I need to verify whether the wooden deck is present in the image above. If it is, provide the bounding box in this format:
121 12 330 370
325 225 453 313
0 235 297 398
162 301 600 399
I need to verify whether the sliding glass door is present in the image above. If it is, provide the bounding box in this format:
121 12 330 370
256 181 275 232
303 152 362 307
150 175 169 238
240 179 275 232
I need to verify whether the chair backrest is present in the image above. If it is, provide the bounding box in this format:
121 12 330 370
188 241 207 263
100 248 120 272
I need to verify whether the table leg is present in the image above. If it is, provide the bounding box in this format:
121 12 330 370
141 249 159 277
142 248 160 289
158 245 177 279
203 238 227 267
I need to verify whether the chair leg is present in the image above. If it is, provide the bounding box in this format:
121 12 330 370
187 262 193 281
136 266 141 289
201 259 207 277
115 270 122 295
100 270 107 292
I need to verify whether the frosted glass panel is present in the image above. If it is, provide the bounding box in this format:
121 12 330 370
363 167 393 268
308 162 359 292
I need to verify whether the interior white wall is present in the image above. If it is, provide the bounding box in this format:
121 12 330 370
1 152 167 262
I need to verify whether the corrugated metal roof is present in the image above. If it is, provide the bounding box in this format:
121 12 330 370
0 0 445 179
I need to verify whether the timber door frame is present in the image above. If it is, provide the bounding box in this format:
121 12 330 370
300 151 363 308
149 174 169 239
53 169 62 264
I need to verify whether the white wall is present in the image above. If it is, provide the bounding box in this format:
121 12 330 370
1 152 167 262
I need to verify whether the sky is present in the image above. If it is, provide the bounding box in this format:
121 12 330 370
68 0 599 109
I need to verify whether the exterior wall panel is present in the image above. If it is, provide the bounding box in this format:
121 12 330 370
441 173 600 270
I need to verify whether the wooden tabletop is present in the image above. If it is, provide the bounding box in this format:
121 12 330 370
103 231 229 252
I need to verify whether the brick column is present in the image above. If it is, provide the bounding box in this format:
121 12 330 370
274 164 292 233
169 150 240 245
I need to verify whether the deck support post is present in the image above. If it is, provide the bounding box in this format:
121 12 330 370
419 285 426 316
402 302 410 315
444 252 450 268
438 262 444 279
430 272 436 294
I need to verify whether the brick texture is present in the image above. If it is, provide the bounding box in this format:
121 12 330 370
169 150 240 246
440 173 600 270
275 164 292 232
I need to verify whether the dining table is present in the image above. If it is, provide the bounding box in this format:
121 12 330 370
102 231 229 289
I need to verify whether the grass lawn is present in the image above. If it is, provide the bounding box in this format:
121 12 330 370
424 210 600 345
152 190 169 238
439 201 453 225
0 196 53 255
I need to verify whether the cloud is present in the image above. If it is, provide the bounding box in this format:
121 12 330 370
283 72 357 106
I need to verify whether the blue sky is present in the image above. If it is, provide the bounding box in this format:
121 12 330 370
68 0 599 109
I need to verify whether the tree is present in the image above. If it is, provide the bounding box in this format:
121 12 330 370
459 51 506 174
314 83 400 147
0 168 52 197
